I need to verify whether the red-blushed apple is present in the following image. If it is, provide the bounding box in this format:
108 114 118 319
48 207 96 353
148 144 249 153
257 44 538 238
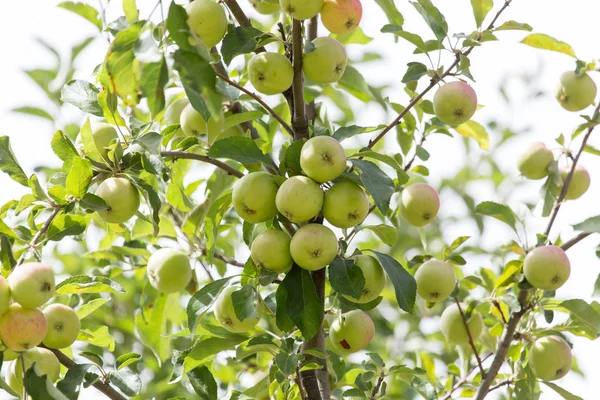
147 248 192 294
275 176 324 223
8 262 55 309
186 0 228 48
95 177 141 224
279 0 324 20
248 53 294 95
523 245 570 291
290 224 338 271
0 304 47 352
214 286 262 333
251 229 293 273
560 165 590 200
400 183 440 227
303 37 348 84
300 136 347 183
517 142 554 180
0 276 10 315
7 347 61 394
440 303 483 345
164 97 189 127
529 336 572 381
556 71 597 112
329 310 374 353
433 81 478 126
341 255 385 304
42 303 80 349
415 260 456 302
321 0 362 35
323 181 369 228
232 172 279 223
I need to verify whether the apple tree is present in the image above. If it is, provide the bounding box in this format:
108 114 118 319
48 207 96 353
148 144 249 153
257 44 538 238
0 0 599 399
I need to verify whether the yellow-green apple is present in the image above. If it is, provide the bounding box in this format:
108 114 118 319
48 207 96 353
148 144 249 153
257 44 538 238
290 224 338 271
276 176 323 223
280 0 324 20
323 181 369 228
232 172 279 223
95 177 140 224
517 142 554 180
341 255 385 304
321 0 362 35
8 262 55 309
180 104 224 137
147 248 192 294
440 303 483 345
0 304 47 351
251 230 293 273
164 97 189 126
249 0 281 14
329 310 374 353
186 0 228 48
523 245 570 291
214 286 262 333
42 304 80 349
556 71 597 112
248 53 294 95
400 183 440 227
7 347 60 394
0 276 10 315
415 260 456 302
433 81 478 126
300 136 347 183
529 336 572 381
560 165 590 200
90 123 119 161
303 37 348 84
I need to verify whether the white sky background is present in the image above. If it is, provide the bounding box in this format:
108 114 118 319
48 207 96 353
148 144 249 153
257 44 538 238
1 0 600 399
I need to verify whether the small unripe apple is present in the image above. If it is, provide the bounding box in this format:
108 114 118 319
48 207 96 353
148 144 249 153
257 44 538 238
323 181 369 228
251 230 293 273
249 0 281 14
232 172 279 223
433 81 478 126
95 177 141 224
415 260 456 302
560 165 590 200
341 255 385 304
92 123 119 159
42 304 80 349
329 310 374 354
440 303 483 345
400 183 440 227
147 248 192 294
517 142 554 180
186 0 228 48
303 37 348 84
7 347 61 394
556 71 597 112
179 104 224 137
523 245 570 291
276 176 324 223
0 276 10 315
164 97 189 126
9 262 55 309
248 53 294 95
0 304 47 352
300 136 347 183
321 0 362 35
290 224 338 271
214 286 262 333
529 336 572 381
279 0 324 20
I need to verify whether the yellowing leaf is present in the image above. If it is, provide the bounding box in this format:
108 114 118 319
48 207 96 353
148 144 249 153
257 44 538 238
455 120 490 150
520 33 576 58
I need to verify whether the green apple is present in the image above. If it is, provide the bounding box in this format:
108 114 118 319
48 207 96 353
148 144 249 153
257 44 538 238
214 286 262 333
249 0 281 14
303 37 348 84
433 81 478 126
95 177 141 224
529 336 572 381
180 104 224 137
42 304 80 349
0 276 10 315
7 347 61 394
560 165 590 200
164 97 189 126
276 176 324 223
517 142 554 180
323 181 369 228
1 348 19 362
146 248 193 294
341 255 385 304
8 262 55 309
556 71 597 112
300 136 347 183
440 302 483 345
415 260 456 302
251 230 293 273
320 0 362 35
523 245 570 291
248 53 294 95
329 310 374 354
280 0 324 20
400 183 440 227
290 224 338 271
232 172 279 223
0 304 47 352
187 0 228 48
91 123 119 160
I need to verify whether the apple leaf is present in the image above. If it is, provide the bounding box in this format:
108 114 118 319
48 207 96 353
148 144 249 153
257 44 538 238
573 215 600 232
495 20 533 32
24 367 68 400
475 201 518 233
283 140 305 174
140 57 168 118
455 120 490 150
333 125 384 142
109 369 142 396
56 363 94 400
46 214 89 241
187 277 232 335
184 336 246 373
328 257 365 301
58 1 102 30
116 353 142 370
208 136 272 167
0 136 29 187
61 80 103 117
351 159 395 214
370 251 416 313
374 0 404 26
51 130 80 172
542 381 584 400
521 33 577 58
410 0 448 42
188 366 218 400
56 275 126 294
221 26 265 65
105 24 142 107
471 0 493 28
66 157 93 199
362 224 398 246
231 285 259 323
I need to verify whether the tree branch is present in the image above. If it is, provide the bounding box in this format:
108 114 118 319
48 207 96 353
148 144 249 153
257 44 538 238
488 379 513 393
561 232 592 251
306 16 318 122
369 369 386 399
160 151 244 178
16 206 62 266
454 298 485 378
439 353 493 400
291 19 308 139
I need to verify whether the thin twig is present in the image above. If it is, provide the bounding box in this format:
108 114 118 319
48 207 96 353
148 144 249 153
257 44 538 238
439 353 493 400
561 232 592 251
16 206 62 266
369 369 386 399
488 379 513 393
160 151 244 178
454 298 485 379
492 300 508 325
20 353 27 399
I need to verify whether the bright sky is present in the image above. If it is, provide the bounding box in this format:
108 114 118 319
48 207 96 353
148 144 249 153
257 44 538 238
1 0 600 399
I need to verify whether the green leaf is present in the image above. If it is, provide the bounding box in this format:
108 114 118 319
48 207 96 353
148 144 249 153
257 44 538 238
28 174 48 201
105 23 142 106
56 363 93 400
224 111 264 130
208 136 271 167
381 25 428 53
79 193 109 212
328 257 365 301
351 159 395 214
140 57 168 118
166 160 194 212
475 201 518 232
58 1 102 30
76 298 109 319
455 120 490 150
46 214 89 241
521 33 576 58
135 291 171 361
333 27 373 45
572 215 600 232
333 125 385 142
56 275 126 294
61 80 103 116
109 370 141 396
221 26 264 65
370 251 416 313
122 0 139 23
495 20 533 32
410 0 448 42
66 157 93 199
12 106 53 121
116 353 141 370
130 176 161 226
362 224 398 246
338 65 373 102
471 0 493 28
444 236 471 257
402 62 428 83
275 351 298 376
24 366 68 400
184 336 246 372
0 136 28 186
188 366 218 400
232 285 259 323
283 140 304 174
51 130 80 172
166 2 194 53
187 278 232 335
542 382 583 400
374 0 404 26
